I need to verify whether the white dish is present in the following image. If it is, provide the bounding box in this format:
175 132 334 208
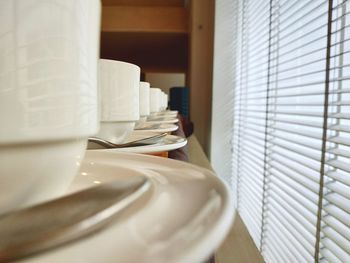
89 133 187 153
145 118 179 124
151 110 178 116
150 113 177 119
134 123 178 133
22 151 234 263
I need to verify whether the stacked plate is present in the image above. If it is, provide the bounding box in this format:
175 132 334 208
19 151 234 263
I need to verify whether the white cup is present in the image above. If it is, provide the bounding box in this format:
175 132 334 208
160 91 166 111
159 92 163 111
97 59 140 143
150 88 162 113
0 0 101 214
139 82 150 117
161 92 168 111
135 81 150 127
164 94 168 110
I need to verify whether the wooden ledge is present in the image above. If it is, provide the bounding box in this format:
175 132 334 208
187 135 213 171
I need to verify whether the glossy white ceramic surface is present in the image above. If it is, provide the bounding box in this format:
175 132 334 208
161 92 168 111
22 151 234 263
98 59 140 143
0 0 100 144
159 92 164 111
140 82 150 117
150 88 161 113
156 110 178 115
150 110 178 118
153 112 177 119
99 59 140 122
0 0 101 215
163 94 168 110
145 118 179 124
133 123 178 133
96 122 135 144
134 116 148 129
90 132 187 153
0 139 86 214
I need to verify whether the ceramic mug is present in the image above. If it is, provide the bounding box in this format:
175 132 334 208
0 0 101 214
149 88 161 113
134 81 150 127
161 92 167 111
164 93 168 110
97 59 140 143
139 82 150 117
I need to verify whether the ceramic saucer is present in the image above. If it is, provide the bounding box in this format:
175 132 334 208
89 132 187 153
145 118 179 124
134 123 178 133
151 110 178 116
22 151 234 263
145 116 179 124
150 113 177 118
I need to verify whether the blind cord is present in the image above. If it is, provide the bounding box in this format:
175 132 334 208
314 0 334 261
260 0 274 252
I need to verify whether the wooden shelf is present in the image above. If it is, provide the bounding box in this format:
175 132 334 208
102 6 188 33
100 3 189 73
102 0 185 7
100 32 188 73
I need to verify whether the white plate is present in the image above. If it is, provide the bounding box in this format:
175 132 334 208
89 133 187 153
23 151 234 263
146 117 179 124
151 110 178 115
150 112 178 118
134 123 178 133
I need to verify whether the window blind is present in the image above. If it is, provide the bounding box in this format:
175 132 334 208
224 0 350 262
262 0 329 262
232 0 270 247
319 0 350 262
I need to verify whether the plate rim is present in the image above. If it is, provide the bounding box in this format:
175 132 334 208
24 151 234 263
90 134 187 153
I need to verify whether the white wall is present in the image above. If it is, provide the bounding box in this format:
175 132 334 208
145 73 185 94
210 0 236 193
